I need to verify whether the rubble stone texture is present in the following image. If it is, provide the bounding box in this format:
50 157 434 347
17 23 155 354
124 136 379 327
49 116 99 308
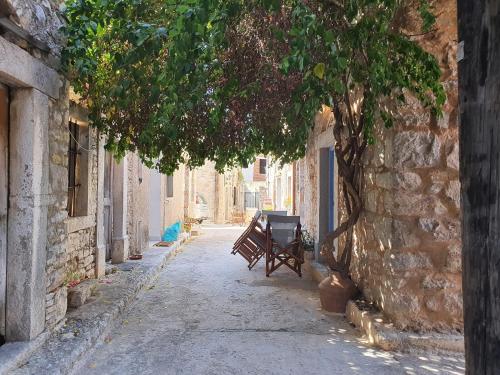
46 113 99 327
2 0 65 55
298 0 461 331
67 280 96 308
2 1 101 331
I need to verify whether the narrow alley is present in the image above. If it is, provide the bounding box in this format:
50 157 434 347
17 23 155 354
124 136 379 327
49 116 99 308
75 227 464 375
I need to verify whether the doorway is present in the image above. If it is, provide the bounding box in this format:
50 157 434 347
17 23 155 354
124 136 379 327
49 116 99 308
0 83 9 345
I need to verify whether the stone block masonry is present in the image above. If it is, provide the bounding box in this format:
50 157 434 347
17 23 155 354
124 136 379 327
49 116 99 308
0 0 71 340
297 0 461 331
349 0 461 331
67 227 97 280
0 1 89 338
44 78 71 329
45 79 100 329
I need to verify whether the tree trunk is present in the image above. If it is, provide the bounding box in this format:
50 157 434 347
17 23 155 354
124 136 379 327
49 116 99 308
458 1 500 373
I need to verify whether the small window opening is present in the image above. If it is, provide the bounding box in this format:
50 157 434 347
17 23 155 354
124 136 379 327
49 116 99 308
259 159 267 174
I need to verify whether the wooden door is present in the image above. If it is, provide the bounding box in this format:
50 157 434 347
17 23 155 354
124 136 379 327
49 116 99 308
0 83 8 341
103 151 113 261
458 0 500 372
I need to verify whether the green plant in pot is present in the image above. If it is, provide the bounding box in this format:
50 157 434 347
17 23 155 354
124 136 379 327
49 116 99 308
301 230 315 253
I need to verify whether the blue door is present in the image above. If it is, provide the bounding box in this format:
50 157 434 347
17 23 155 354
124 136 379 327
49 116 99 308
328 147 335 232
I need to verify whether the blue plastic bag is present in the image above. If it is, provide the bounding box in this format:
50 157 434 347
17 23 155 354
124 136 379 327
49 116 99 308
162 221 181 242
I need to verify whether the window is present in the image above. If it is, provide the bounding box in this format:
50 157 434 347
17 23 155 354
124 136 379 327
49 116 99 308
67 121 90 217
67 121 79 216
233 186 237 206
259 158 267 174
166 175 174 198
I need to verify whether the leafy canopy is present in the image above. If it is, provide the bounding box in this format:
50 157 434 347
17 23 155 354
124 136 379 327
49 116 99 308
62 0 444 173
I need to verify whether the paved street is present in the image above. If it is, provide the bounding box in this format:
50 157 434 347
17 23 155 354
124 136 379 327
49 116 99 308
75 226 464 375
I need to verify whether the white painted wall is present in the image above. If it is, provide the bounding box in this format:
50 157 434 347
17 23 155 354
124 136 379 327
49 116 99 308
148 169 162 241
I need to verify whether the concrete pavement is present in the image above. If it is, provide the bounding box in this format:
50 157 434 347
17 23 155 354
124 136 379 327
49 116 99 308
74 226 464 375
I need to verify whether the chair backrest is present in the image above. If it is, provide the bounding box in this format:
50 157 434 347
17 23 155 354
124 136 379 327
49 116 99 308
234 210 262 248
262 210 287 217
261 210 287 224
267 215 301 248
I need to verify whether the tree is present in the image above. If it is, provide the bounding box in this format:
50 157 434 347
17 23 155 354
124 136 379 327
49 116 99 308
62 0 444 276
458 0 500 373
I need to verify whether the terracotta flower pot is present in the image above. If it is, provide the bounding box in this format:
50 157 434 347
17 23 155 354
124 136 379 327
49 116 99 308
319 271 358 313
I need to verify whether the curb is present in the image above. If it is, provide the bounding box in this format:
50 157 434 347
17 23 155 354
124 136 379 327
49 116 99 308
0 331 51 375
346 300 464 353
1 233 191 375
305 258 464 354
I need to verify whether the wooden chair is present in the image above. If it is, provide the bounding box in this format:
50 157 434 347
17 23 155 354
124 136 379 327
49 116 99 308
232 211 260 253
265 215 304 277
232 211 266 269
260 210 287 225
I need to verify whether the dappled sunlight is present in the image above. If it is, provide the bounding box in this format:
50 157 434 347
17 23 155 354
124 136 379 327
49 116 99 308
322 325 464 374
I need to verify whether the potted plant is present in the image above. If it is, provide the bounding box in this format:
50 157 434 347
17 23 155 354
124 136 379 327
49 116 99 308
301 230 315 253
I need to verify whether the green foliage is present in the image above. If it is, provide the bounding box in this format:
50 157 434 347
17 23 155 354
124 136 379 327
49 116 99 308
62 0 444 173
301 229 315 252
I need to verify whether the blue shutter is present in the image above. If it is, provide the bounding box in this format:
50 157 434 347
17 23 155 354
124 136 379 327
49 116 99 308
328 147 335 232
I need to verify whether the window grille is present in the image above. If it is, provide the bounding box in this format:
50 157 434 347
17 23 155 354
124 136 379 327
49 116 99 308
67 121 80 217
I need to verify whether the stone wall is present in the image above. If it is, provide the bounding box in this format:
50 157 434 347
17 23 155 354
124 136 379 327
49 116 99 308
194 162 217 221
1 0 78 333
46 116 99 328
127 153 150 255
298 0 461 331
66 226 97 279
352 0 460 331
44 79 70 329
2 0 65 55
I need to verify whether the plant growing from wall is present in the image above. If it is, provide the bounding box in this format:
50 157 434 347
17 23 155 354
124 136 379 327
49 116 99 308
64 270 84 288
62 0 443 277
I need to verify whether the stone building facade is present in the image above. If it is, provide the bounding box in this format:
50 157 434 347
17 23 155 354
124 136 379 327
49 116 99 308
191 162 244 224
242 156 272 213
127 153 150 255
0 0 69 341
297 0 461 331
46 100 101 329
268 161 295 213
185 162 218 221
0 1 152 347
215 167 244 224
149 164 188 241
